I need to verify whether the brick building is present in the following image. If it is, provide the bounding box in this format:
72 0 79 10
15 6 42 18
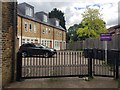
17 2 66 50
108 25 120 35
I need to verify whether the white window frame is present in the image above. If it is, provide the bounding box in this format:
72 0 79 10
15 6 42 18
42 29 45 34
48 29 51 33
29 23 32 32
31 39 34 43
26 6 33 17
56 20 59 26
27 39 30 43
43 15 47 22
46 28 48 33
34 24 36 33
24 22 28 32
22 39 25 44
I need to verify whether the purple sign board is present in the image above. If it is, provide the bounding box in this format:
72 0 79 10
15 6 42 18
100 33 112 41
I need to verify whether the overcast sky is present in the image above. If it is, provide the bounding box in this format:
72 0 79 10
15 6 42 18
18 0 120 29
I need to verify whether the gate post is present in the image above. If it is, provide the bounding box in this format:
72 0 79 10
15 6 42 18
16 52 22 81
114 50 119 79
88 49 93 78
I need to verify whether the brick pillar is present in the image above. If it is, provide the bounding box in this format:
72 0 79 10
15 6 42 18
2 2 17 87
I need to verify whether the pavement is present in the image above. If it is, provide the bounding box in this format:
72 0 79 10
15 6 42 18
4 77 118 88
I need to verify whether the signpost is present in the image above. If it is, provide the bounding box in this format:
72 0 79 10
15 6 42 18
100 33 112 63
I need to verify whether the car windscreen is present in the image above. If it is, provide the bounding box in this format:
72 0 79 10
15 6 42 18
35 44 48 48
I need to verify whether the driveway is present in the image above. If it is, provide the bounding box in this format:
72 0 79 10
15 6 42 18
5 77 118 88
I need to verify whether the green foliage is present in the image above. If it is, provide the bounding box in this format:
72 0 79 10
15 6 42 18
49 8 66 30
77 8 107 39
67 24 79 42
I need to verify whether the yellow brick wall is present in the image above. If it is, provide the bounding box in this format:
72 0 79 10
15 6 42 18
21 18 40 38
63 31 66 41
41 24 53 39
54 28 63 40
17 16 21 36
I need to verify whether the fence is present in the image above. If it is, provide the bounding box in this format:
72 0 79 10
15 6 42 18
16 50 119 80
66 41 83 50
66 35 120 50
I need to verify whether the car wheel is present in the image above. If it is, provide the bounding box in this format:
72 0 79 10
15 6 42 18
44 52 49 58
22 52 27 57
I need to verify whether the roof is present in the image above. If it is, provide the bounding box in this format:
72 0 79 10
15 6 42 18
108 25 120 34
17 3 65 31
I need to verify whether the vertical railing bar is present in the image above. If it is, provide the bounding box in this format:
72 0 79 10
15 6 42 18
45 55 46 76
38 55 40 76
71 51 74 75
36 56 39 76
24 55 26 77
63 51 66 75
80 52 82 75
70 51 71 75
42 55 43 77
74 52 76 75
61 52 64 75
55 51 57 76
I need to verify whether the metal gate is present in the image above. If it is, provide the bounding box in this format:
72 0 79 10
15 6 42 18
84 49 119 78
16 50 119 80
16 51 90 80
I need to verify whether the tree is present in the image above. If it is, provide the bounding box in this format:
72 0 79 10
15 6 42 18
77 8 107 40
49 8 66 30
67 24 79 42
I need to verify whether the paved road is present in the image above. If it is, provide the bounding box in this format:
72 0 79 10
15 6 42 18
5 77 118 88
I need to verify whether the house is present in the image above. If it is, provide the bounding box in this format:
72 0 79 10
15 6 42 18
17 2 66 50
108 25 120 35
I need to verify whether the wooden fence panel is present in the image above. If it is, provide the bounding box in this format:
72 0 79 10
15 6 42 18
66 35 120 50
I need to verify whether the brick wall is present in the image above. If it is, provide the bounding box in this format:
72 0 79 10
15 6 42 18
41 24 54 39
2 2 17 87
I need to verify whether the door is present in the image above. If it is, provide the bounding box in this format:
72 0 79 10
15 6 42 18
60 42 62 50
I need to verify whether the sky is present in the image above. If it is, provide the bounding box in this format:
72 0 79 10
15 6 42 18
17 0 120 29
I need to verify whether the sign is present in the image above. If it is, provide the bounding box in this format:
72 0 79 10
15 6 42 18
100 33 112 41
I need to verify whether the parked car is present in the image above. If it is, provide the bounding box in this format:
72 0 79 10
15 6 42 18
19 43 57 57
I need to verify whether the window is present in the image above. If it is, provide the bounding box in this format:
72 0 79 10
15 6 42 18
48 29 50 33
27 39 30 43
26 6 33 17
45 40 46 46
34 24 36 33
46 28 48 33
56 20 59 26
42 29 45 34
29 23 32 32
57 42 59 47
22 39 25 44
47 41 49 47
35 39 38 43
43 15 47 22
31 39 33 43
24 22 28 32
42 40 44 45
